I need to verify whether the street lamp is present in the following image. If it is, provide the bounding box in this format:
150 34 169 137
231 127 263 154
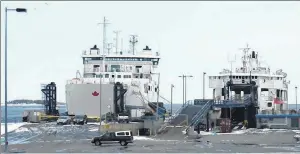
170 84 174 115
203 72 206 100
151 72 160 119
296 86 298 112
184 75 193 104
4 7 27 152
178 75 193 106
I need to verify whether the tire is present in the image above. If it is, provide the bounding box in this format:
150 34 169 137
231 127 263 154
120 141 127 146
95 140 101 146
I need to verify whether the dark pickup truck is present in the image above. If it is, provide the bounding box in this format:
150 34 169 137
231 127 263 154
91 131 133 146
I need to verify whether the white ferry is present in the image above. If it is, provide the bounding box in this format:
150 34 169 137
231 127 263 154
209 45 289 112
65 18 162 118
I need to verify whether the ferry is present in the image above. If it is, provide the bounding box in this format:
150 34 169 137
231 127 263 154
65 17 164 118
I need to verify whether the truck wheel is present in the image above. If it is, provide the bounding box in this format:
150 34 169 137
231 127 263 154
95 140 101 146
120 141 127 146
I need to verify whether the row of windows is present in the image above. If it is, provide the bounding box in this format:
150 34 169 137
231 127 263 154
84 57 159 62
210 76 283 80
95 74 132 78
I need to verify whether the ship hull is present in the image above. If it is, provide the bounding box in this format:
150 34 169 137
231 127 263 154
65 83 115 117
65 83 154 117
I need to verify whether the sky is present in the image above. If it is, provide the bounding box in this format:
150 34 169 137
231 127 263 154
1 1 300 104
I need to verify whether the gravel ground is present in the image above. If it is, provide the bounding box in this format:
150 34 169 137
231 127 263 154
1 123 300 153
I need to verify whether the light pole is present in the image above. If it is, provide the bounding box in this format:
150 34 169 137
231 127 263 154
203 72 206 100
4 7 27 152
178 75 185 106
170 84 174 115
184 75 193 105
296 86 298 112
151 72 160 119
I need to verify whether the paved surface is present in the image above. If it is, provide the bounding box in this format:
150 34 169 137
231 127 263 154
1 123 300 153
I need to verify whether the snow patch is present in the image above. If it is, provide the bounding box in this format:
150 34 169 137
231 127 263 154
1 123 28 135
15 127 29 133
200 129 247 136
133 136 154 140
89 128 99 132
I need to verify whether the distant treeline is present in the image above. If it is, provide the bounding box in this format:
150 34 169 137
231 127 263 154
8 99 65 105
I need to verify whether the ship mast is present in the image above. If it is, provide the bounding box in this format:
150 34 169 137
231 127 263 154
239 43 251 73
114 30 121 54
97 17 111 55
129 35 138 55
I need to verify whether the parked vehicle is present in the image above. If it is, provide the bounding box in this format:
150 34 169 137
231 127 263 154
91 130 133 146
57 116 71 125
73 115 87 125
117 113 129 123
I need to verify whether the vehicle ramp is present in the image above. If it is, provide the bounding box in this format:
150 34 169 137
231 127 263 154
170 105 205 125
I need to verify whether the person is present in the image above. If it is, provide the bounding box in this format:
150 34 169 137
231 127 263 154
211 121 215 131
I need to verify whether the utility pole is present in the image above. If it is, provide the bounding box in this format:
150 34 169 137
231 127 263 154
113 30 121 54
203 72 206 100
184 75 193 104
171 84 174 115
296 86 298 111
107 43 113 54
97 16 111 55
178 75 185 107
129 35 138 55
97 16 110 134
178 75 193 106
157 73 160 119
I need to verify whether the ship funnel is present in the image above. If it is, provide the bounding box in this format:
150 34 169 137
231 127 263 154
143 45 151 51
251 51 256 58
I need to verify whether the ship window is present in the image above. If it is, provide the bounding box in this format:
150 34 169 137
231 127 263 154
218 76 221 79
155 88 157 92
111 65 121 72
148 86 151 91
117 75 121 78
245 76 248 79
128 75 131 78
105 74 109 78
96 74 103 78
242 76 245 79
112 75 115 78
255 76 257 79
277 77 279 80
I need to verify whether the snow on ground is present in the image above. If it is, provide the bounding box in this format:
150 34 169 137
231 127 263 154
200 129 248 136
1 122 28 135
133 136 154 140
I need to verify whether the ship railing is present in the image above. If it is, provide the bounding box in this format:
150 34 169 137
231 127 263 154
213 95 252 105
168 100 193 122
189 100 213 127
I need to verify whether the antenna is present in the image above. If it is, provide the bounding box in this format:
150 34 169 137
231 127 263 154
129 35 138 55
239 43 251 72
97 17 111 55
113 30 121 54
107 43 113 54
227 54 236 81
121 38 123 53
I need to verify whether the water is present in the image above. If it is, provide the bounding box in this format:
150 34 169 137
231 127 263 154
0 105 67 123
1 103 298 123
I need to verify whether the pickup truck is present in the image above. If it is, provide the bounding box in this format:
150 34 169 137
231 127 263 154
91 130 133 146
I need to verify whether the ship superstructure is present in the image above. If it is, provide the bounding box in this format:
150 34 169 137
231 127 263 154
65 17 162 117
209 45 289 112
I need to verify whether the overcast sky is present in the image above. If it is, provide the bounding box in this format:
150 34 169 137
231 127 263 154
1 1 300 104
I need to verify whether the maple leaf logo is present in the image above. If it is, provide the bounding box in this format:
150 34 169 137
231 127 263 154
92 91 99 96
